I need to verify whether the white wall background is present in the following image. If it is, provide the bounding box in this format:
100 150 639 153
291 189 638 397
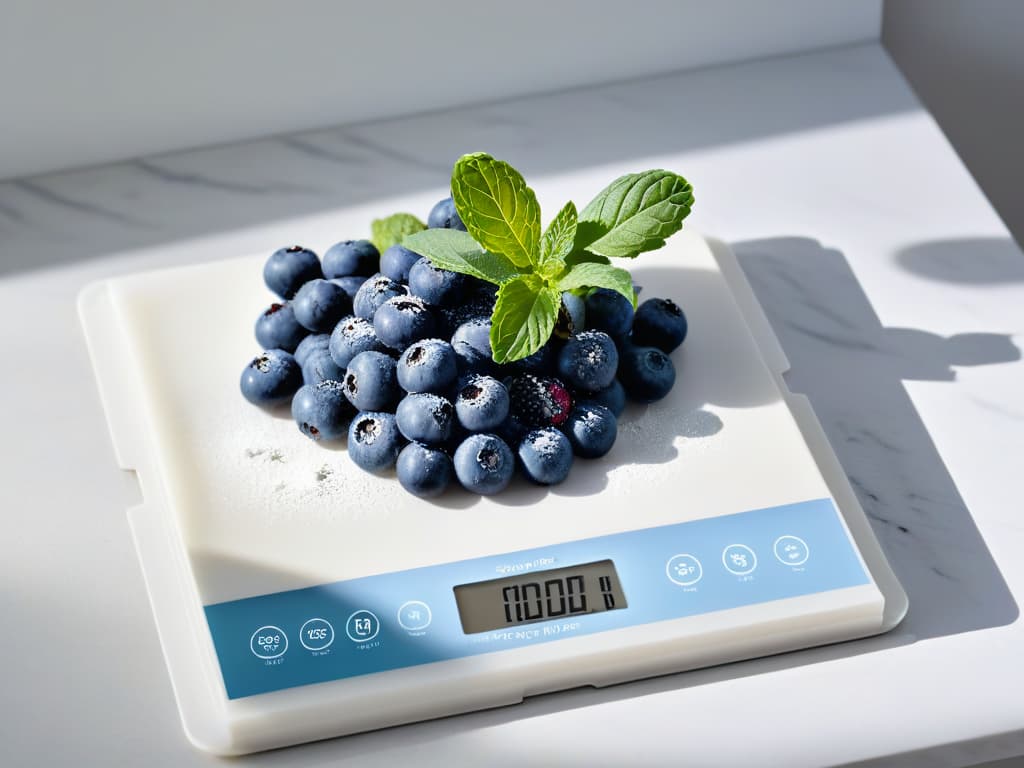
884 0 1024 245
0 0 881 180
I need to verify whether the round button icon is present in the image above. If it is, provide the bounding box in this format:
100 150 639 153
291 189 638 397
250 625 288 659
722 544 757 576
397 601 432 631
299 617 335 651
774 535 810 566
666 554 703 586
345 610 380 642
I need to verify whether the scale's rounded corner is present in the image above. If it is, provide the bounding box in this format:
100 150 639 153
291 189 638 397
880 574 910 633
180 714 239 758
76 277 112 326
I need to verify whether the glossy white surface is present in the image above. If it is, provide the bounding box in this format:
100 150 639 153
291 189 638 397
2 44 1023 766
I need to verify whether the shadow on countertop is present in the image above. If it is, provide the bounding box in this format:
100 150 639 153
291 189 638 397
896 236 1024 285
732 237 1019 644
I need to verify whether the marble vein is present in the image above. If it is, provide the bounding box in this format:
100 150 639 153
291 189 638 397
277 136 370 166
11 179 147 228
335 130 451 174
131 159 320 196
844 424 906 454
967 393 1024 420
780 318 878 351
0 198 25 222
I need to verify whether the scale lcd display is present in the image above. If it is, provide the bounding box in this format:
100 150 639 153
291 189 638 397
453 560 627 634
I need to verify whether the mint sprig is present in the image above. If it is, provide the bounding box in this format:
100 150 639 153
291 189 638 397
371 212 426 253
490 275 561 364
538 200 578 278
402 153 693 363
403 229 518 284
557 260 635 299
577 170 694 257
451 152 541 269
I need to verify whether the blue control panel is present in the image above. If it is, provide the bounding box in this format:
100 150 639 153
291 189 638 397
204 498 869 699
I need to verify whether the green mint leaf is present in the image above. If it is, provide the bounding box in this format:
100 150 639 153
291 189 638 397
489 274 560 363
402 229 519 285
538 200 577 278
451 153 541 269
578 170 694 257
371 212 426 253
565 249 610 268
557 261 637 308
572 220 608 253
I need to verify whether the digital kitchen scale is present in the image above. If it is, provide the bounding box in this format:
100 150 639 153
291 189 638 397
78 230 907 755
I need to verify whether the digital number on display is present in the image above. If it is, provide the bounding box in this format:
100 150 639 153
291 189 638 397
454 560 628 634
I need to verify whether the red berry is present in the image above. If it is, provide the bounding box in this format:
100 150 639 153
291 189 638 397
504 374 573 428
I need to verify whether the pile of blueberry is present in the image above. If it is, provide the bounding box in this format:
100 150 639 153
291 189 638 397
240 197 688 498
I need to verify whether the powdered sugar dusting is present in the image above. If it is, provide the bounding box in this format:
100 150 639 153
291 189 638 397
526 428 564 456
196 392 721 531
341 316 376 339
195 407 396 527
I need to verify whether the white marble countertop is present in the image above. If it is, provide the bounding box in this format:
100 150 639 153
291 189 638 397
2 43 1023 767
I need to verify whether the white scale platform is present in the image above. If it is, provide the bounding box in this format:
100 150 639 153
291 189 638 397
79 231 907 755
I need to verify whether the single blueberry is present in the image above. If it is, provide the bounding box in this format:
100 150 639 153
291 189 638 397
555 292 586 338
564 403 618 458
467 278 499 302
557 330 619 391
451 317 495 375
619 345 676 403
329 315 387 368
263 245 322 299
632 297 688 353
455 375 510 432
395 393 454 445
380 244 423 282
585 288 634 336
612 333 635 359
347 412 405 473
427 196 467 230
453 433 515 495
353 273 407 320
291 380 355 441
440 280 493 325
330 275 368 301
507 342 558 376
292 278 352 332
302 348 345 386
408 257 466 306
396 443 454 498
518 427 574 485
440 418 471 457
578 379 626 417
373 295 436 350
397 338 458 393
293 333 331 367
497 414 531 447
343 350 400 411
437 297 494 339
240 350 302 407
322 239 380 278
255 302 308 353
